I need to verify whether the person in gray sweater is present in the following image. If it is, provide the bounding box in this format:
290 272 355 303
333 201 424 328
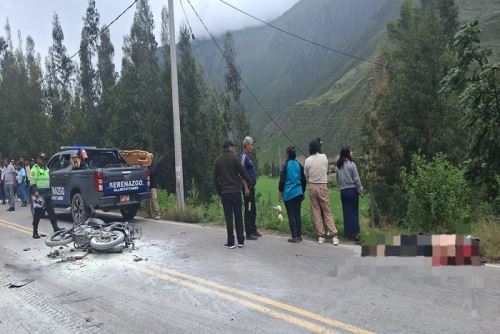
336 145 363 241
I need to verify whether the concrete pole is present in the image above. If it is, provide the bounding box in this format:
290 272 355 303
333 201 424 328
168 0 185 209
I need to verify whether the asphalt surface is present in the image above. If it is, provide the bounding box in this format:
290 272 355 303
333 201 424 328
0 204 499 334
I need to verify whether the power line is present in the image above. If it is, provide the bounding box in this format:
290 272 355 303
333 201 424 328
179 0 231 138
185 0 304 154
39 0 138 85
262 105 368 110
217 0 389 69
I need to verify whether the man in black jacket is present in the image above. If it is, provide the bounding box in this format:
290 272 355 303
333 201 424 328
213 140 252 249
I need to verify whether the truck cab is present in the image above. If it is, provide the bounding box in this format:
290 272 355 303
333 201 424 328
45 147 151 223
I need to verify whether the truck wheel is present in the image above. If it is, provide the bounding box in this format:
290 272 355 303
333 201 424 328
120 204 139 220
71 193 89 224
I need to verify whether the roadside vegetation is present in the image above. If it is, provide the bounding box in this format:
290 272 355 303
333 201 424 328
0 0 498 259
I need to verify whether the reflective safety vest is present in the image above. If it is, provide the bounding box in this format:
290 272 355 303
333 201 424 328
30 164 50 190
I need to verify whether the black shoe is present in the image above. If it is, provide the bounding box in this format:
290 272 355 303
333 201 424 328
254 231 262 237
53 226 64 232
288 238 298 243
7 207 14 212
224 243 235 249
247 234 258 240
297 237 302 242
32 232 40 239
238 243 244 248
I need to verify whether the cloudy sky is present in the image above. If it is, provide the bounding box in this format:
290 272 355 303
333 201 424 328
0 0 299 71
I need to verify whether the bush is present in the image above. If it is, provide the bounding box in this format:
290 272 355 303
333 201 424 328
402 154 472 234
474 218 500 261
154 188 204 223
369 183 407 227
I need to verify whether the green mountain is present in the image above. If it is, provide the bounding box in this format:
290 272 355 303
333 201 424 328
193 0 500 163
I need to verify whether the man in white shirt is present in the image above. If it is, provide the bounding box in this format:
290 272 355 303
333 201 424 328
304 139 339 245
0 161 5 205
3 160 16 211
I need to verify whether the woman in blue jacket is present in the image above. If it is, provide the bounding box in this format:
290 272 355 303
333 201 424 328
279 147 306 243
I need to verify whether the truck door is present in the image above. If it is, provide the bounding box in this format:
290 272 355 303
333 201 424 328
50 154 72 206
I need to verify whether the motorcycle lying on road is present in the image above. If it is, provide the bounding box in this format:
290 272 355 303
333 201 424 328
45 208 141 251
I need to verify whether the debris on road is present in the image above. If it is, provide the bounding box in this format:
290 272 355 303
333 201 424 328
47 249 89 262
6 280 34 288
57 251 89 263
23 248 30 251
47 250 60 258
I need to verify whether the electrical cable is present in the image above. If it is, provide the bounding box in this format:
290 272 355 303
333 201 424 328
217 0 390 69
39 0 139 85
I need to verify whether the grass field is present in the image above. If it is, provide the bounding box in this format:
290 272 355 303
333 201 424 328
150 178 499 259
254 176 370 239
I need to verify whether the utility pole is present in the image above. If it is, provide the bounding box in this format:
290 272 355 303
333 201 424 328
168 0 185 209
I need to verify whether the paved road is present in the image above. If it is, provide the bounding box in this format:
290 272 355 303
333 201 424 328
0 205 498 334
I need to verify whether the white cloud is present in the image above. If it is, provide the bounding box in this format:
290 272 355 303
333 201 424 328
0 0 299 72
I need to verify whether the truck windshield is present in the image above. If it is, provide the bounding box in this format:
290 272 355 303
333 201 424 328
86 150 123 168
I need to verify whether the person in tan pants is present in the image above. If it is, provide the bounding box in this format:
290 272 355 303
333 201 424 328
149 154 161 220
304 139 339 245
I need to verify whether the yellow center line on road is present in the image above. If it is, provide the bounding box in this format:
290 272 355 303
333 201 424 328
0 219 32 235
141 263 375 334
127 264 340 334
0 219 49 236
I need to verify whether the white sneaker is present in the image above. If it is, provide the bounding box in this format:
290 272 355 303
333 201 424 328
332 236 339 246
318 237 325 244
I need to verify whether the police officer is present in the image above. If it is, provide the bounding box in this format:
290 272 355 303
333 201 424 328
30 152 62 239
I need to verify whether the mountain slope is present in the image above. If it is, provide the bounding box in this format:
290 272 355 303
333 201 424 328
195 0 403 131
192 0 500 163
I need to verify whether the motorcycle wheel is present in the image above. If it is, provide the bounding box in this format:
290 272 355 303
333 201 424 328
89 230 125 250
45 229 73 247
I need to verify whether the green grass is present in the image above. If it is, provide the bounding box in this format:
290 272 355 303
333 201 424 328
144 179 500 260
254 176 370 238
473 217 500 261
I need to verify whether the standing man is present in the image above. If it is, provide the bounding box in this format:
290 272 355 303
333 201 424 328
304 139 339 245
241 136 261 240
30 153 62 239
0 160 6 205
23 158 31 205
214 140 252 249
16 162 28 206
3 159 16 211
149 153 161 220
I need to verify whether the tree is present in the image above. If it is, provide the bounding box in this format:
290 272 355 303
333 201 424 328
223 31 249 147
366 0 463 224
75 0 103 144
178 25 212 200
110 0 160 150
441 21 500 201
44 14 75 149
79 0 100 131
160 5 169 49
24 35 48 155
97 26 116 146
0 24 48 159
